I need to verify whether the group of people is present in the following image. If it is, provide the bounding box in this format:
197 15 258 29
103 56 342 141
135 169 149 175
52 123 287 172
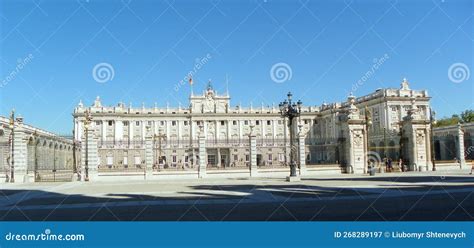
384 158 407 172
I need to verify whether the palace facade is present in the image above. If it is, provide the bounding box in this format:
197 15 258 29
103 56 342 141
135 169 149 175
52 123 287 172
73 79 433 175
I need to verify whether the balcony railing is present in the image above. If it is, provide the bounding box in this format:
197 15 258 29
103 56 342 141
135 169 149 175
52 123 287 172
97 138 294 149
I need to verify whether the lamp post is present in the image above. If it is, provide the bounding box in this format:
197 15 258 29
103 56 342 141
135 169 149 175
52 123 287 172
9 110 15 183
279 92 302 178
154 128 166 171
430 108 437 171
83 109 92 181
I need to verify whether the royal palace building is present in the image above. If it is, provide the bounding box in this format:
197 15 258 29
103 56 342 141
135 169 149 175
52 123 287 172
2 79 469 183
72 78 436 178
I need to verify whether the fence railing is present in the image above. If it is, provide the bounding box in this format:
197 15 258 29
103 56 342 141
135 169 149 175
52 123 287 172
96 138 294 149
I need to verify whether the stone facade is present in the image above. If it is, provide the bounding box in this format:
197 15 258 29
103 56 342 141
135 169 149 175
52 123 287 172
0 116 78 183
73 79 433 177
433 122 474 164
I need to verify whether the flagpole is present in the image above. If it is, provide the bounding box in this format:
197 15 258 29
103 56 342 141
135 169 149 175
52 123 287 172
189 77 194 97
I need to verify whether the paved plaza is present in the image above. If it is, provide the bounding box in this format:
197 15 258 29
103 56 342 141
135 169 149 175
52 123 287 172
0 170 473 221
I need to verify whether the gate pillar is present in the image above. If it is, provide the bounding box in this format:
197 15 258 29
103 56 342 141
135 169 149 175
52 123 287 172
401 98 431 171
340 95 368 174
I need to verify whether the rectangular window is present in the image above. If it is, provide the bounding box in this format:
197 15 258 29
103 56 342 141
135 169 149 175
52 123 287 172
256 120 260 125
221 121 225 126
148 121 152 126
208 155 216 165
233 120 237 125
184 121 188 126
134 156 141 165
267 120 271 125
172 155 177 163
136 121 140 126
172 121 176 126
304 120 308 124
278 153 285 162
108 121 113 126
245 154 250 162
244 120 249 125
268 154 273 161
107 156 113 166
124 121 129 126
233 154 238 161
160 121 165 125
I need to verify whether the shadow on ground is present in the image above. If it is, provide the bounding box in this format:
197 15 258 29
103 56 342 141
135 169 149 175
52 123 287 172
0 176 472 221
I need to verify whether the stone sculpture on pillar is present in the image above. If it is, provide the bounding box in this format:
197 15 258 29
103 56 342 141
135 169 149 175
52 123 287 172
340 93 367 174
401 97 431 171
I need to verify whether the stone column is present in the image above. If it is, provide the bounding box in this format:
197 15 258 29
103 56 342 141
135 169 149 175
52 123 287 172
425 127 433 169
340 95 367 174
457 123 466 168
12 127 28 183
101 120 106 142
249 131 258 177
81 129 98 181
145 133 153 179
298 130 307 175
217 148 221 168
198 128 207 178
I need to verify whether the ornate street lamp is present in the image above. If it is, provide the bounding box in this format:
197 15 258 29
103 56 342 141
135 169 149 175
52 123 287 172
430 107 437 171
9 109 15 183
279 92 302 178
83 109 92 181
154 128 167 171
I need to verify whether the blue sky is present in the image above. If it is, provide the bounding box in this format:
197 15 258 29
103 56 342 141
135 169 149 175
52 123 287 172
0 0 472 134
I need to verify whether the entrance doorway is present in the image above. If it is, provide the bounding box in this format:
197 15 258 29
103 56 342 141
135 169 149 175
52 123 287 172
208 155 217 167
220 154 227 168
257 154 262 166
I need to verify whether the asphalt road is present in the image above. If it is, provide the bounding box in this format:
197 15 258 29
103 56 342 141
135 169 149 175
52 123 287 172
0 172 473 221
